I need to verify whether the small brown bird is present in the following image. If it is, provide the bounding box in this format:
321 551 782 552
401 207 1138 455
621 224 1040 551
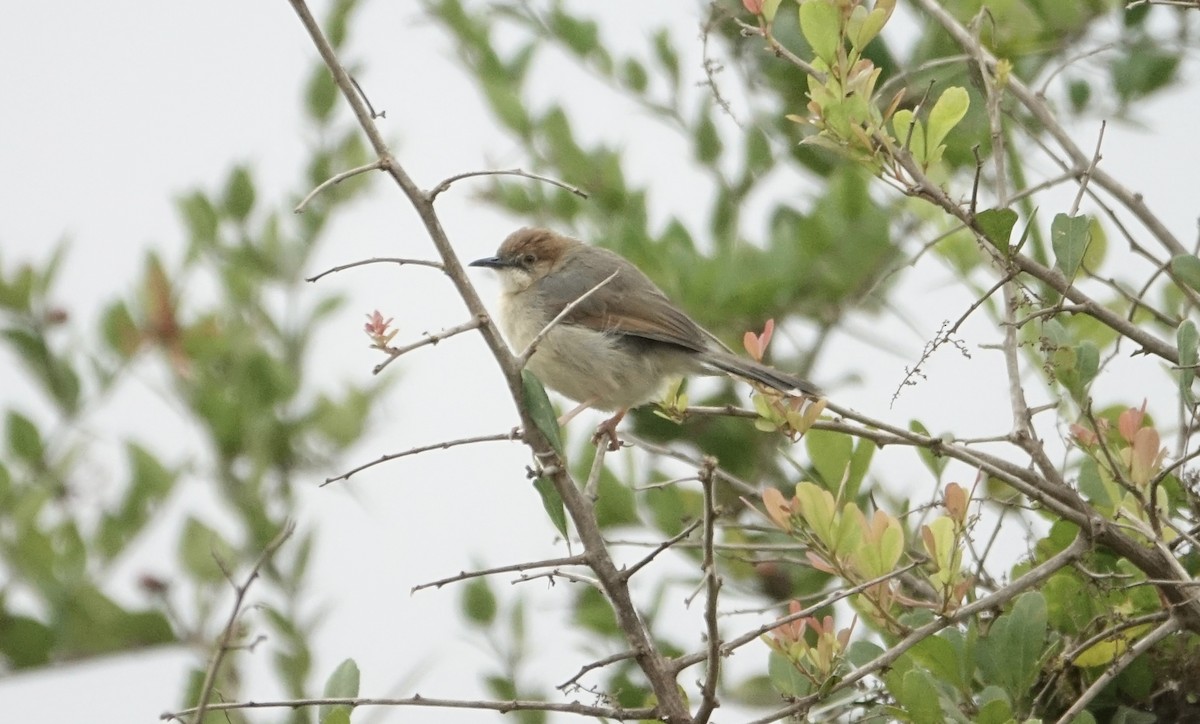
471 228 820 447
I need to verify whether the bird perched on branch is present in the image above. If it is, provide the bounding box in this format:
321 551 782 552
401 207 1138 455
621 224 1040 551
471 227 820 449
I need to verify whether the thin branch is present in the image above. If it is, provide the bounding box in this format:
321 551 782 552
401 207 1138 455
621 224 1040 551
891 272 1014 405
426 168 588 204
514 569 601 588
412 554 587 593
558 649 639 691
673 562 921 673
166 695 655 721
323 431 519 486
910 0 1187 259
624 432 760 497
621 518 703 581
1037 42 1117 97
188 521 296 724
374 315 487 375
518 270 619 363
294 160 385 213
584 438 609 500
735 19 825 80
306 256 444 283
1069 121 1106 216
281 2 709 717
694 456 722 724
1054 617 1183 724
747 533 1091 724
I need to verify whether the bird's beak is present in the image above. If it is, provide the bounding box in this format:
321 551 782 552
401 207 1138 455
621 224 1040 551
469 255 510 269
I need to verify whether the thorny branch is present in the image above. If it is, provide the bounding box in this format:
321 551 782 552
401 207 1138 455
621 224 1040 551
187 521 295 724
284 2 690 719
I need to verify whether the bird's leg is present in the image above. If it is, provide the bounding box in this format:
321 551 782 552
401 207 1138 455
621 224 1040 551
557 397 599 427
592 408 627 452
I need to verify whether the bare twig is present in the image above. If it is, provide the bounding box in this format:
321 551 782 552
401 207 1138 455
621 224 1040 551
694 457 722 724
412 554 587 593
1069 121 1107 216
188 521 296 724
306 256 444 283
1037 42 1117 98
624 432 760 497
673 562 922 672
558 649 639 691
166 694 654 721
518 270 619 363
621 518 703 581
374 315 487 375
426 168 588 204
294 160 385 213
323 430 519 486
284 6 690 705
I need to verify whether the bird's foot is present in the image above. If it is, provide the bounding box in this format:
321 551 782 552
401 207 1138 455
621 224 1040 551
591 409 627 452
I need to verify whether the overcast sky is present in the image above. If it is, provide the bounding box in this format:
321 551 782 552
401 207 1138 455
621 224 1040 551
2 2 1198 722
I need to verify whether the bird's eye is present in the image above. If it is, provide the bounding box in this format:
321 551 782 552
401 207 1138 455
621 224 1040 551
521 253 537 267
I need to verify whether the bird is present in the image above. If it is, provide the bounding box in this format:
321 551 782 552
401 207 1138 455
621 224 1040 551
470 227 820 448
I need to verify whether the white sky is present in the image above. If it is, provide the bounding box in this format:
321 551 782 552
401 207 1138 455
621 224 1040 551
2 1 1198 722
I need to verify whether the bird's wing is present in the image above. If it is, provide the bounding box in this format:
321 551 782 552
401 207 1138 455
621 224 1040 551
536 251 711 353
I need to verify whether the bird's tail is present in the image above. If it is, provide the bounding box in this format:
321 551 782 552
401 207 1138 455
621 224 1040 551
702 351 821 397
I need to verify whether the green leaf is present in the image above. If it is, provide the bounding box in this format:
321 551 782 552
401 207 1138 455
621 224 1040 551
101 300 140 357
798 0 841 65
976 208 1018 256
178 517 237 582
177 191 219 252
620 58 648 93
320 658 360 724
909 420 945 479
909 631 967 691
926 86 970 153
1112 43 1179 104
975 696 1014 724
843 439 875 502
532 475 568 538
461 576 497 626
745 130 772 178
483 76 532 137
977 591 1047 704
97 443 176 560
805 428 853 490
1083 217 1107 269
846 639 885 667
1170 254 1200 293
222 166 256 222
694 111 722 164
1051 213 1091 279
586 447 638 528
6 410 44 464
761 0 784 23
1178 319 1198 406
895 667 946 723
891 109 926 162
767 650 812 697
324 0 358 49
1 328 81 414
651 30 680 87
305 66 338 123
521 370 563 455
573 586 619 635
0 612 54 668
